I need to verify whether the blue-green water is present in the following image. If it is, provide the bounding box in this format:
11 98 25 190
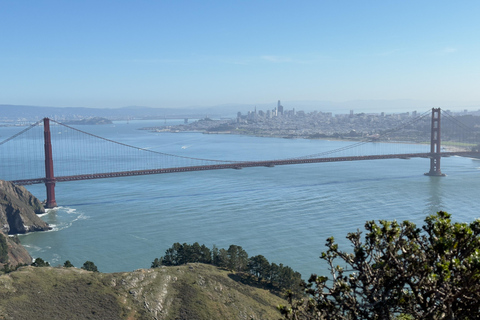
4 120 480 278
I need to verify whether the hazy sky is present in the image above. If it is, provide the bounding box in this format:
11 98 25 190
1 1 480 109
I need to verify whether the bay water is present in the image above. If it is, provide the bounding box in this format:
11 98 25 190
5 120 480 278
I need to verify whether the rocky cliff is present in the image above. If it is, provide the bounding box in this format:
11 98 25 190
0 180 50 234
0 232 32 267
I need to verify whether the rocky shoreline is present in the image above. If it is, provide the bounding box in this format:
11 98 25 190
0 180 50 235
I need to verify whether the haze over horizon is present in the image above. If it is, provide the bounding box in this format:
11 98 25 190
2 1 480 112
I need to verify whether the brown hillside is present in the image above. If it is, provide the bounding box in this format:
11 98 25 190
0 263 286 320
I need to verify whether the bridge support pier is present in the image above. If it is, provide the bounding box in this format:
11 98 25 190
43 118 57 208
425 108 446 176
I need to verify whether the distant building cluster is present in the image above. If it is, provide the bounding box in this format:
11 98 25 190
139 100 480 145
237 100 297 123
226 101 479 141
234 100 429 136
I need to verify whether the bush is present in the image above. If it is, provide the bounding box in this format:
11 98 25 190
281 212 480 319
31 258 50 267
81 261 98 272
63 260 74 268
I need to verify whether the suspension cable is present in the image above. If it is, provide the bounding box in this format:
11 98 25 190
49 119 242 163
441 110 479 134
0 120 43 146
294 109 432 159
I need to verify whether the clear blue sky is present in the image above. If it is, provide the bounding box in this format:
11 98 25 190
1 1 480 110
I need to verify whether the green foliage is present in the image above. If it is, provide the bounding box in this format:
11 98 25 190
152 242 302 294
214 247 229 268
159 242 215 266
282 212 480 319
81 261 98 272
31 258 50 267
1 264 11 274
63 260 74 268
248 255 270 280
0 233 8 264
151 258 162 268
226 245 249 272
1 263 27 274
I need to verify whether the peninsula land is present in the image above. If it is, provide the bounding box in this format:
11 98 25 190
141 106 480 147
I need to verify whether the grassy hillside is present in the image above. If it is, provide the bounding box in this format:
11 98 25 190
0 263 286 320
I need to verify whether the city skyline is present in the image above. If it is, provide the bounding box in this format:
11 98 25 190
2 1 480 110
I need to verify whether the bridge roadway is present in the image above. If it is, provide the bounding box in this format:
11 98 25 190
10 151 480 186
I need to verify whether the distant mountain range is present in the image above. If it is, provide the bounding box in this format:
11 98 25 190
1 99 479 121
0 105 227 121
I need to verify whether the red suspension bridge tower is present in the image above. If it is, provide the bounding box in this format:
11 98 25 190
425 108 446 176
43 118 57 208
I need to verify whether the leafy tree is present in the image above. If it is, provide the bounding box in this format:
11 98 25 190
188 242 202 262
81 261 98 272
269 262 281 284
280 212 480 319
151 257 162 268
161 242 184 266
212 245 220 266
155 242 213 267
63 260 74 268
31 257 50 267
199 244 212 264
226 244 249 272
151 242 303 294
276 264 302 293
213 247 229 269
248 254 270 280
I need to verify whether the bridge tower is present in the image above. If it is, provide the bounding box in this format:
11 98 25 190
425 108 446 176
43 118 57 208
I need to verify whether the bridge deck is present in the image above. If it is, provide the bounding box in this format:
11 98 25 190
10 151 480 185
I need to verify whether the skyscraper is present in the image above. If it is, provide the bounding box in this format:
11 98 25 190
277 100 284 115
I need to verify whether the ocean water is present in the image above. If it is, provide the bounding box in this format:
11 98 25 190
4 120 480 278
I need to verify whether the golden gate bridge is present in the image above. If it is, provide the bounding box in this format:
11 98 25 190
1 108 479 208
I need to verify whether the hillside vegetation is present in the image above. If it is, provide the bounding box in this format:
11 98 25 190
0 263 286 320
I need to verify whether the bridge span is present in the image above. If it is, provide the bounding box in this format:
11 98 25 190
10 151 480 186
3 108 480 208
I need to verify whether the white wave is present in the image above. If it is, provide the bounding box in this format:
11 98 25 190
45 225 63 232
51 253 61 265
76 214 89 221
51 215 89 232
39 207 89 233
130 234 148 241
44 208 57 214
22 244 42 252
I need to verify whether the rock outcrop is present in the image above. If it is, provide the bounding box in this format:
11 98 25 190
0 232 32 267
0 180 50 234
